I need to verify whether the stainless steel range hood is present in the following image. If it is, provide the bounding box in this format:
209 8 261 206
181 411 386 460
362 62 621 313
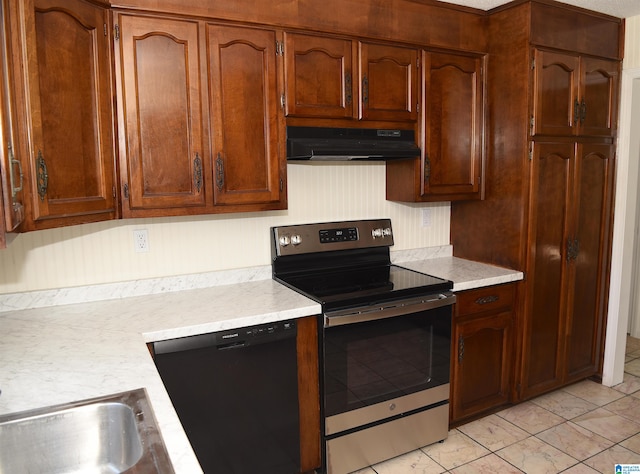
286 126 420 161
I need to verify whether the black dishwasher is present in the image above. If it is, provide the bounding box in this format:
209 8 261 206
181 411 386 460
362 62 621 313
153 320 300 474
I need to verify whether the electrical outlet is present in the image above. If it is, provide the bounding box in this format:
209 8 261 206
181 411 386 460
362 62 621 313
421 208 431 227
133 229 149 253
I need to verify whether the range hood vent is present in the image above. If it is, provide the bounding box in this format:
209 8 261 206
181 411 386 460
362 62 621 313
286 126 420 161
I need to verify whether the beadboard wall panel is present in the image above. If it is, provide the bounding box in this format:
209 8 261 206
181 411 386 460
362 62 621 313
625 15 640 69
0 163 450 294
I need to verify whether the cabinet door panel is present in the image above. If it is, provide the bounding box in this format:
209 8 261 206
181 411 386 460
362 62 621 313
522 142 572 397
532 49 579 136
207 25 283 207
452 310 512 421
566 143 614 379
118 15 205 211
24 0 115 222
0 0 24 232
423 52 483 197
580 57 618 137
359 42 417 122
284 33 355 119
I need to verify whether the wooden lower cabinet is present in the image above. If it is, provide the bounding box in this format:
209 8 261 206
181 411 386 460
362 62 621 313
296 315 322 473
450 283 515 424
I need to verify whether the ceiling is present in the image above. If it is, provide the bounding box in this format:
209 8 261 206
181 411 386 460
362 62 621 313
436 0 640 18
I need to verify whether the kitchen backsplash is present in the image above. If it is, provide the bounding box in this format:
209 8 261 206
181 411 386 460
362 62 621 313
0 162 451 295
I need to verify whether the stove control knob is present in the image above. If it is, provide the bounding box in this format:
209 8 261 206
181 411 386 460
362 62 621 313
279 235 290 247
291 234 302 246
383 227 392 237
372 228 383 238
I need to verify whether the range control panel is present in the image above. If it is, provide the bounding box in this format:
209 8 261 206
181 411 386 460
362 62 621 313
319 228 358 243
272 219 394 257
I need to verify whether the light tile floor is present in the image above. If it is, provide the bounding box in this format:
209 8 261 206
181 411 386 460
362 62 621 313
352 336 640 474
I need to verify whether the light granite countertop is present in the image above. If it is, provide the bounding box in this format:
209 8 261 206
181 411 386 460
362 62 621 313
0 252 522 473
398 256 524 292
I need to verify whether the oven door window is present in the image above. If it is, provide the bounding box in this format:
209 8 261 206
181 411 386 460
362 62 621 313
323 305 451 417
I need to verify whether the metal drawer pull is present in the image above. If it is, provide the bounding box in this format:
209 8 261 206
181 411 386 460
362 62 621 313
215 152 224 191
36 150 48 201
194 152 203 193
475 295 499 305
8 144 23 198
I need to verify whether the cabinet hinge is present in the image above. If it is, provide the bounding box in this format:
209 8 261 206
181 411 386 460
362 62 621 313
416 56 420 69
531 57 535 70
123 183 129 199
114 24 120 41
529 142 533 161
280 93 285 110
104 23 107 37
112 186 116 198
276 40 284 56
279 178 284 192
416 102 420 113
530 115 534 135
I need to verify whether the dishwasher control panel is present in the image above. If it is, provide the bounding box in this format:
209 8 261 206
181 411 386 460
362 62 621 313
152 320 297 355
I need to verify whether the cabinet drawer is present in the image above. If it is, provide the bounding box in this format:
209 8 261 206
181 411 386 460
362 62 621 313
455 283 515 317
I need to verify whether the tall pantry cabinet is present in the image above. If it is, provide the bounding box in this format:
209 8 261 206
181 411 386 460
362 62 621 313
451 1 621 401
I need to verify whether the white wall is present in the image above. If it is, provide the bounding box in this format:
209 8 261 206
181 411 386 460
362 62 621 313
0 162 450 294
602 14 640 385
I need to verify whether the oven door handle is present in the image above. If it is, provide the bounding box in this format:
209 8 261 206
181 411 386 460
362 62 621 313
324 292 456 327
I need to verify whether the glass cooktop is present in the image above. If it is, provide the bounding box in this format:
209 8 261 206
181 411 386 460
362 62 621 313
276 264 452 310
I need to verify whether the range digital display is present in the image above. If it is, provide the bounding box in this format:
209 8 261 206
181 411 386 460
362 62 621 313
319 227 358 243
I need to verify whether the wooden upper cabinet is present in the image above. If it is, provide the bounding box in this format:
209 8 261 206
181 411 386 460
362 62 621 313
386 50 485 203
0 0 24 235
284 33 356 119
532 49 618 138
359 42 418 122
532 50 579 136
116 14 207 214
13 0 116 227
579 57 619 137
206 24 285 208
422 51 484 199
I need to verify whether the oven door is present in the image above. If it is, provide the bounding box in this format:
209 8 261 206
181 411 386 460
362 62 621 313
322 293 454 436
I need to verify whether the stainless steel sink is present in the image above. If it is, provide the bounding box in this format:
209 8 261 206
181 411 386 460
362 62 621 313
0 388 174 473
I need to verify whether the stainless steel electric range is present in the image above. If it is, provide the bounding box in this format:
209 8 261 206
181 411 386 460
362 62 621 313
271 219 455 474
